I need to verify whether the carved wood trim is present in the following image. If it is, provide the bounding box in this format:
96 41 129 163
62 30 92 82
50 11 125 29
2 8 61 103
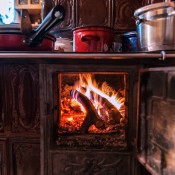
0 140 7 175
76 0 113 27
114 0 142 31
4 65 40 134
10 141 40 175
0 66 4 133
57 0 75 29
51 152 131 175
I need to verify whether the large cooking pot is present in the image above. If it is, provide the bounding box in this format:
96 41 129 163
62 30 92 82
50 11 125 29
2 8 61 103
0 5 65 51
73 26 114 52
134 2 175 52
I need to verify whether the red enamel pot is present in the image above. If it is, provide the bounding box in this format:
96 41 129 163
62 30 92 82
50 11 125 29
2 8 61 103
0 27 55 51
73 27 114 52
0 5 65 51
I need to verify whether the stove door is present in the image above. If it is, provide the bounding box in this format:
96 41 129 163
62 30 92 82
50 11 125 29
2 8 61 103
137 67 175 175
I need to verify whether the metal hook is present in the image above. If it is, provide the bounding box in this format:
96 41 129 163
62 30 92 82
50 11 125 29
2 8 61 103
160 50 166 61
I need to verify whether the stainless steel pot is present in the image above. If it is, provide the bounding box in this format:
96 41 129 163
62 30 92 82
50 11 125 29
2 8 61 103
134 2 175 52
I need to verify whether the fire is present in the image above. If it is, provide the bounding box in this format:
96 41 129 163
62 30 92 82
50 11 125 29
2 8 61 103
59 73 126 133
73 73 124 112
67 117 74 122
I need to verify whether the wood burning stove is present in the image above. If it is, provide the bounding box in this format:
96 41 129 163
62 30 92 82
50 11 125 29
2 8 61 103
38 52 175 175
1 52 175 174
55 72 128 150
39 58 138 175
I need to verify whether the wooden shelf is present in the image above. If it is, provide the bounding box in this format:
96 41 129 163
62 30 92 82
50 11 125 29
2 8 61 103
15 0 41 10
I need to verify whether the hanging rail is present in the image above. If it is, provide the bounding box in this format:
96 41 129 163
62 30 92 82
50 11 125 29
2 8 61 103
0 51 174 60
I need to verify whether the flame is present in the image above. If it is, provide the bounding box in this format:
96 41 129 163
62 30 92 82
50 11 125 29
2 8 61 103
67 117 74 122
77 73 124 111
60 73 125 133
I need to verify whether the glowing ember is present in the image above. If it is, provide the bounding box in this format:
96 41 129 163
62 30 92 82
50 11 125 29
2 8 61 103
67 117 74 122
59 73 126 134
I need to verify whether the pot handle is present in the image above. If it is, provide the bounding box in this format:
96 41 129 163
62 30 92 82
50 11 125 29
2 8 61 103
81 34 100 42
135 10 175 25
168 10 175 16
134 16 146 25
81 34 100 52
24 5 65 46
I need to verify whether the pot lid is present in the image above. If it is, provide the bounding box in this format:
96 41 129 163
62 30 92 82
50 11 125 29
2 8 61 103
134 2 171 16
0 23 20 28
122 31 137 37
0 23 21 33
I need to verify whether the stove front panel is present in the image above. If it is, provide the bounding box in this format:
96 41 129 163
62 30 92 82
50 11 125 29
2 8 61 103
55 72 128 150
50 151 131 175
40 63 138 175
138 68 175 175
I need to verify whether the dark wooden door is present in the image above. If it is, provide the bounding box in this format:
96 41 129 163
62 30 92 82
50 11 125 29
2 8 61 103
0 64 40 175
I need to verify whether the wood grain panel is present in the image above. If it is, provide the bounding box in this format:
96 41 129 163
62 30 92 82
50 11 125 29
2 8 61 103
0 66 4 133
76 0 113 27
114 0 142 31
56 0 75 30
51 151 131 175
3 65 40 134
10 141 40 175
0 140 7 175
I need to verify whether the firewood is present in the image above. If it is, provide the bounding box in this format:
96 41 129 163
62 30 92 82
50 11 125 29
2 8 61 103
79 85 122 124
100 97 122 124
70 89 105 133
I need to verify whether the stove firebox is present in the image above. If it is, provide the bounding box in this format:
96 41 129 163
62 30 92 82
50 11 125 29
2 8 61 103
41 63 138 175
59 73 126 134
54 71 130 150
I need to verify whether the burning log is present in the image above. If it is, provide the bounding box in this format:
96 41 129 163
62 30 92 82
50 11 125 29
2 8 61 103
100 97 122 124
70 89 105 133
79 84 122 124
80 86 122 124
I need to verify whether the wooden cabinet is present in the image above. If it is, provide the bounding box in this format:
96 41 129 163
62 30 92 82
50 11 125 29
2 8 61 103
3 65 40 135
15 0 41 9
0 140 7 175
9 139 40 175
0 64 40 175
